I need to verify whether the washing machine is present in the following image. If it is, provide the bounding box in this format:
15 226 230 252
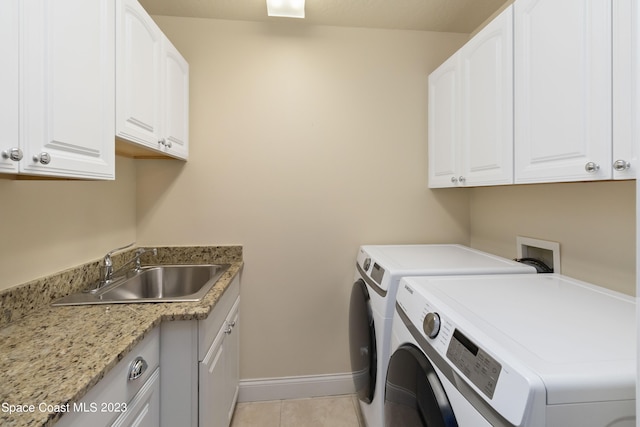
349 244 536 427
385 274 636 427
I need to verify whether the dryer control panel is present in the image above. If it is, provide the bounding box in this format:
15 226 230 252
446 329 502 399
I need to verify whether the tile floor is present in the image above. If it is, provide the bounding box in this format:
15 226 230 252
230 395 364 427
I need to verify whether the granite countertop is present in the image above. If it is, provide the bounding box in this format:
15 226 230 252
0 246 242 427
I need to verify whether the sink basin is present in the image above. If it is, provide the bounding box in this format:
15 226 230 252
52 264 230 306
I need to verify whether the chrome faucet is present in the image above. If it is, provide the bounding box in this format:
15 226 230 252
129 247 158 272
99 243 158 288
101 242 134 285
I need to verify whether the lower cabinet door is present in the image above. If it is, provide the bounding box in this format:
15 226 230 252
225 301 240 421
111 368 160 427
199 328 228 427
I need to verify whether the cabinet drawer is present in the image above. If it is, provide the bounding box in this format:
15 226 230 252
198 276 240 360
111 367 160 427
56 328 160 427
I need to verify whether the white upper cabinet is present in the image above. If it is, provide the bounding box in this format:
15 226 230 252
429 6 513 188
0 0 19 174
428 54 460 188
116 0 189 160
514 0 612 183
162 38 189 159
116 0 163 152
460 5 513 187
1 0 115 179
612 0 638 180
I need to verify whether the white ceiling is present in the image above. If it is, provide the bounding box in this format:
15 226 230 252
138 0 509 33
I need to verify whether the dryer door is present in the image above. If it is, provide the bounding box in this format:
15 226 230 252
349 278 377 403
385 344 458 427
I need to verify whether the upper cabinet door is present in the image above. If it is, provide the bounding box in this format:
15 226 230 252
21 0 115 179
514 0 612 183
116 0 163 150
0 0 20 174
116 0 189 160
612 0 638 180
428 54 460 188
428 5 513 188
459 5 513 187
162 37 189 160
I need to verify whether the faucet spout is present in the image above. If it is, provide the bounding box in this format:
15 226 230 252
97 244 159 290
100 242 135 286
131 247 158 272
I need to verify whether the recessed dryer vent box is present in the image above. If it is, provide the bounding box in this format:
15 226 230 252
516 236 561 273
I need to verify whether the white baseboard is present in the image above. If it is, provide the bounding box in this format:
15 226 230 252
237 372 356 403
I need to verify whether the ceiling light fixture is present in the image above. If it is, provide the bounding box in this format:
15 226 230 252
266 0 305 19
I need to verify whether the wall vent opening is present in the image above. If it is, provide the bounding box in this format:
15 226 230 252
516 236 561 273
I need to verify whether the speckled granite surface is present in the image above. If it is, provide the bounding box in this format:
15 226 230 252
0 246 243 427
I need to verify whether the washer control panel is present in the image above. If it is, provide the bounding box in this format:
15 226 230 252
446 329 502 399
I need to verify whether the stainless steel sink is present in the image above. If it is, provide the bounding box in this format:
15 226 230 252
52 264 230 306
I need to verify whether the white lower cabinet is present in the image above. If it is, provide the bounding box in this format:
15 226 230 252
161 276 241 427
56 328 160 427
199 297 240 427
56 277 240 427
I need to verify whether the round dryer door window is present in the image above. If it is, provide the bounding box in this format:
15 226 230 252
385 344 457 427
349 278 377 403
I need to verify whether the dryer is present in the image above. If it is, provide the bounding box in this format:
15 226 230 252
349 245 536 427
385 274 636 427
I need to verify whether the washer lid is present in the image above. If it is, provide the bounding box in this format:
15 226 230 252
405 274 636 405
359 245 535 292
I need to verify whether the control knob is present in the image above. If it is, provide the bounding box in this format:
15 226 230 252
363 257 371 271
423 312 441 339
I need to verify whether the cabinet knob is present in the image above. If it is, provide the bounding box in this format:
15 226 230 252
458 176 466 183
450 177 458 184
159 138 172 149
224 320 237 335
613 159 631 171
33 152 51 165
1 148 23 162
128 356 148 381
584 162 600 173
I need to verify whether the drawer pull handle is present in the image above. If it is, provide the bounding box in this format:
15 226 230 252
128 357 148 381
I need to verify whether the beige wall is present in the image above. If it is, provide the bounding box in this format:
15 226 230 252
469 181 636 295
0 157 137 290
137 17 470 379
